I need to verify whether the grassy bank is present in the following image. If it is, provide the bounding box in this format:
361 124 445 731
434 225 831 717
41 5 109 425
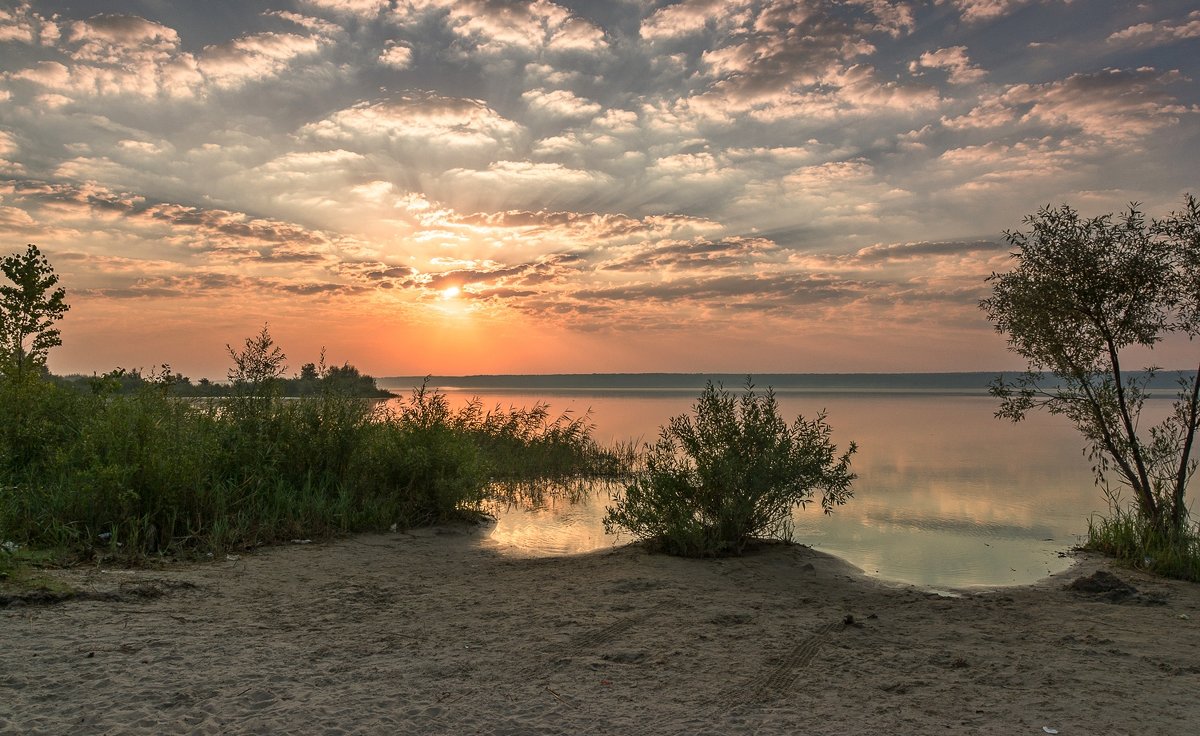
0 377 630 562
1086 507 1200 582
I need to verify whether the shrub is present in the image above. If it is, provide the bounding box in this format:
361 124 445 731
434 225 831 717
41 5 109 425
604 380 856 556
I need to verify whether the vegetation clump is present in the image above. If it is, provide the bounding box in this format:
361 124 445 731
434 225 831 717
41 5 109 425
604 380 855 556
0 245 628 562
0 244 68 385
982 194 1200 580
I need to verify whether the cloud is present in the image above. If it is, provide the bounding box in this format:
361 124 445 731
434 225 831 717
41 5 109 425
929 137 1112 197
0 129 17 157
940 67 1193 150
571 272 865 312
0 0 1195 373
302 93 522 152
599 236 781 272
696 3 880 102
643 2 934 127
63 14 180 59
423 253 584 294
0 3 41 44
198 32 326 88
266 10 343 37
1108 10 1200 49
910 47 986 85
935 0 1034 24
847 0 917 37
421 0 609 56
3 179 346 263
848 239 1004 264
521 88 602 120
377 42 413 69
78 272 371 300
0 204 37 231
4 11 330 98
449 209 721 244
640 0 731 39
302 0 390 18
998 67 1192 143
441 161 609 200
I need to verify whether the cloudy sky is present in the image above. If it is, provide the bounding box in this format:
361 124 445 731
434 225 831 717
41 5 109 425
1 0 1197 378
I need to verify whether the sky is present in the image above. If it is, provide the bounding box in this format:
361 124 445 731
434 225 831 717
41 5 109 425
0 0 1198 379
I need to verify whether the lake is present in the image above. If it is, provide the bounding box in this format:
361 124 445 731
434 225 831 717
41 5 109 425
385 384 1124 589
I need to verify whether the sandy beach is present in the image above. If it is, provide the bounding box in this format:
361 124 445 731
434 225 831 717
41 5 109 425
3 527 1199 735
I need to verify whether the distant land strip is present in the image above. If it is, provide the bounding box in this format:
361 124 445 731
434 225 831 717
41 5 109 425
378 371 1195 393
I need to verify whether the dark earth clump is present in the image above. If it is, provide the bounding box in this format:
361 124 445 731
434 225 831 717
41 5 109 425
1067 571 1166 605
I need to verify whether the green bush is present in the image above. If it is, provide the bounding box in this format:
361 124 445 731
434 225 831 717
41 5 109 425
0 248 631 561
604 381 856 556
0 372 629 560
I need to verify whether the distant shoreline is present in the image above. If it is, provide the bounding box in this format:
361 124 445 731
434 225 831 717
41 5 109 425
378 370 1194 393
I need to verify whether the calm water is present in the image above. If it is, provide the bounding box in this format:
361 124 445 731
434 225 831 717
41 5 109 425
391 388 1120 588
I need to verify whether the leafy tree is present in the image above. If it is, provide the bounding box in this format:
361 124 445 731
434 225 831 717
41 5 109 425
604 380 856 556
226 324 287 395
0 244 69 383
981 195 1200 538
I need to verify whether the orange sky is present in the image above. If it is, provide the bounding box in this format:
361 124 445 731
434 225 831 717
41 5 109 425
2 1 1198 379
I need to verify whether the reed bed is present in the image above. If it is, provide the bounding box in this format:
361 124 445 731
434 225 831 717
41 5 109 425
0 378 630 561
1086 506 1200 582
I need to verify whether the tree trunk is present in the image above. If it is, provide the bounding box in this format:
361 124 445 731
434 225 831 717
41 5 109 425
1105 337 1159 526
1172 361 1200 535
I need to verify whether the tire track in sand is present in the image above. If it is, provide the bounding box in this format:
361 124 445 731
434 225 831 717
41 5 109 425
715 621 840 710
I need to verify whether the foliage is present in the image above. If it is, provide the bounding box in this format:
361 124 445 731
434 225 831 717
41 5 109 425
450 394 626 480
981 196 1200 542
0 244 69 384
604 381 855 556
0 249 631 563
0 372 629 560
1086 505 1200 582
227 323 287 395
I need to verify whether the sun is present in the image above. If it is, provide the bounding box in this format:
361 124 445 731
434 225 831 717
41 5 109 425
440 286 461 300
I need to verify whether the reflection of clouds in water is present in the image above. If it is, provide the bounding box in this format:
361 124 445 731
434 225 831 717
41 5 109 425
840 509 1057 539
483 497 616 556
466 391 1100 586
815 531 1075 589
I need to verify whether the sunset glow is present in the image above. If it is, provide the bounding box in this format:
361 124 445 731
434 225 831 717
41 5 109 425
0 1 1197 378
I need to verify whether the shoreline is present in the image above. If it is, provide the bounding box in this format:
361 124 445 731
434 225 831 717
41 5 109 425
4 530 1199 734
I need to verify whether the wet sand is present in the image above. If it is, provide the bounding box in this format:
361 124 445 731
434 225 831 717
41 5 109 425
3 528 1199 735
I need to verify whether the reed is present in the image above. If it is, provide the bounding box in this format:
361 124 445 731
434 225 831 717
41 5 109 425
0 377 630 561
1086 506 1200 582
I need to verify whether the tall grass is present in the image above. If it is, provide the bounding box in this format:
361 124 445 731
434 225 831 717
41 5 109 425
0 377 629 560
1086 506 1200 582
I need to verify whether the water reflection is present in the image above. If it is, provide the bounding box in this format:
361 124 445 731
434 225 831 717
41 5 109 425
393 390 1113 587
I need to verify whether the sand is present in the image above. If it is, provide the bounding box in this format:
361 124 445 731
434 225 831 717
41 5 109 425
3 527 1199 735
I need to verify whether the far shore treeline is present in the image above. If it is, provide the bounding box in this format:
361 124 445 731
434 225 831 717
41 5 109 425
51 360 394 399
380 371 1198 393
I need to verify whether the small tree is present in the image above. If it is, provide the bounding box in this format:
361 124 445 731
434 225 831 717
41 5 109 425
227 324 287 395
981 195 1200 540
604 381 856 556
0 244 69 383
